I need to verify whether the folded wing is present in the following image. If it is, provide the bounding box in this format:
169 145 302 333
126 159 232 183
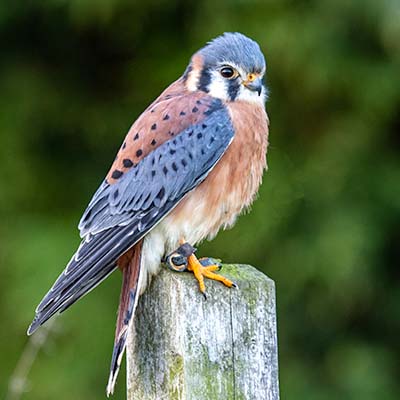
28 97 234 335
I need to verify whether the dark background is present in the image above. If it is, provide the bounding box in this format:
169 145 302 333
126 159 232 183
1 1 400 399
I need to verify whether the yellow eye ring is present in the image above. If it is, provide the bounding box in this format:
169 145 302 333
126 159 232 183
247 73 257 82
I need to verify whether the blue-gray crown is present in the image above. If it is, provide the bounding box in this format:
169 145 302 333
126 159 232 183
198 32 266 73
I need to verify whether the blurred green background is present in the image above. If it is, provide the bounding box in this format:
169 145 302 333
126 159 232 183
1 0 400 399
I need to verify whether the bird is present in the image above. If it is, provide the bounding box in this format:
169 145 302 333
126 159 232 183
27 32 269 396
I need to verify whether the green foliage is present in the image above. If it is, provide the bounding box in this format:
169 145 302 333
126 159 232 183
1 0 399 398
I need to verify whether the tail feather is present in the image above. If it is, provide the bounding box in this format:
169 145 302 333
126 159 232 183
27 223 141 336
106 240 143 396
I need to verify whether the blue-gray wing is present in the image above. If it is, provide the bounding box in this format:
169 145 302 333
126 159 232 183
28 100 234 334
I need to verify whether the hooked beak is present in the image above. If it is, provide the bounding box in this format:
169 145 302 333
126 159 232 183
243 77 263 96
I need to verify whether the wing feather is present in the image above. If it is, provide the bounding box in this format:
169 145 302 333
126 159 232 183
28 95 234 335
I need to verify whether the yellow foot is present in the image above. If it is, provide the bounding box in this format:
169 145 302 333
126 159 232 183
187 253 236 298
164 241 235 298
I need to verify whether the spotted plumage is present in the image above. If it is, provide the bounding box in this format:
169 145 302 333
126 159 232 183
107 90 222 184
28 32 269 396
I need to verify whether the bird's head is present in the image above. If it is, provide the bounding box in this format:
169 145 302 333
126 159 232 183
184 32 267 104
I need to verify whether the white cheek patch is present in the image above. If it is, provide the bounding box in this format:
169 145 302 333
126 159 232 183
206 70 230 101
186 69 201 92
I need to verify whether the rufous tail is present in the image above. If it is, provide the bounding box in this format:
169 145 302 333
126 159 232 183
106 240 143 396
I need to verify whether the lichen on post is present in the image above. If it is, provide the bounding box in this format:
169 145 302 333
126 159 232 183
127 264 279 400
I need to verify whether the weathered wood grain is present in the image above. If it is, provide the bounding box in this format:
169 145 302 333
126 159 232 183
127 264 279 400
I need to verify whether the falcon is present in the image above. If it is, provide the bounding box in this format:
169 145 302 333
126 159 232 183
28 32 269 395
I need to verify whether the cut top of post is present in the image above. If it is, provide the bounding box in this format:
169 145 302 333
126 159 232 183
127 264 279 400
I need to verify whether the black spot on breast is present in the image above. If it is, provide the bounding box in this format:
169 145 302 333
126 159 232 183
202 124 207 129
123 159 133 168
196 100 202 105
151 108 156 113
163 166 168 175
113 189 119 199
180 111 186 116
151 170 156 177
188 130 193 137
134 133 139 140
122 141 126 149
112 170 123 179
169 131 175 136
172 162 178 172
163 114 170 120
197 133 203 139
181 159 187 167
169 149 176 155
151 139 157 146
151 123 157 130
136 149 143 157
192 107 199 113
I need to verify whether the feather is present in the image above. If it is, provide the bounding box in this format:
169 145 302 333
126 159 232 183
28 88 235 335
106 241 143 396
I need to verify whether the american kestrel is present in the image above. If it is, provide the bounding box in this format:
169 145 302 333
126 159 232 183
28 32 269 395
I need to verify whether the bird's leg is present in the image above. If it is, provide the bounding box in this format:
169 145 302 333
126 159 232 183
165 239 235 298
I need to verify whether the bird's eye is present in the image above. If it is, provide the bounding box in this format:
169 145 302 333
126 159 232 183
220 67 235 79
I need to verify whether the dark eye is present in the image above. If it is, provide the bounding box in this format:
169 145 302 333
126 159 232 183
220 67 235 78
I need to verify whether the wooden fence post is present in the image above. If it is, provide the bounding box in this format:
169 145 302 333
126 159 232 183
126 264 279 400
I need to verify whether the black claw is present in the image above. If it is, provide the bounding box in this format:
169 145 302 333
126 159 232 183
202 292 207 300
231 282 238 289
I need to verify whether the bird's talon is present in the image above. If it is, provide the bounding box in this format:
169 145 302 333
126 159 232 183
167 241 233 294
187 252 234 294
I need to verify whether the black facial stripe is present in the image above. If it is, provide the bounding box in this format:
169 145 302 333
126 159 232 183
227 78 241 101
198 67 212 92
